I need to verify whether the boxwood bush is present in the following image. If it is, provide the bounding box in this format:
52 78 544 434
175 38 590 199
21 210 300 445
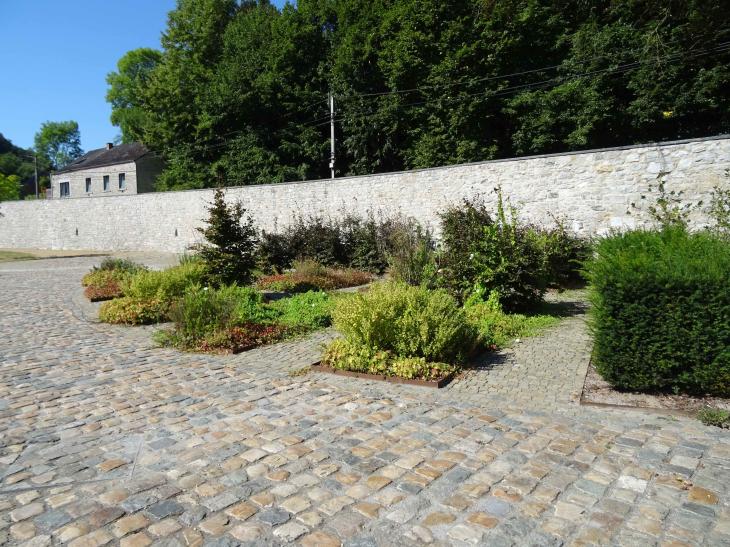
586 227 730 396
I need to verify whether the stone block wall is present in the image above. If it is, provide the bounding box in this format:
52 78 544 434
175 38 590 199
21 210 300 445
1 136 727 253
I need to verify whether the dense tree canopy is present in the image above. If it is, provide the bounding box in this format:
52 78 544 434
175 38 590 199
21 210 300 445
108 0 730 190
34 121 83 171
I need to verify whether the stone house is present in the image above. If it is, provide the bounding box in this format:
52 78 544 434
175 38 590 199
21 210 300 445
50 142 163 199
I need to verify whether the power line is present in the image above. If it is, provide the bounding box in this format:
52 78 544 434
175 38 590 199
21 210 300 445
141 41 729 159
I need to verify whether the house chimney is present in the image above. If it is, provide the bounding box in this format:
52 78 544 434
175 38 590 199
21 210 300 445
106 143 114 150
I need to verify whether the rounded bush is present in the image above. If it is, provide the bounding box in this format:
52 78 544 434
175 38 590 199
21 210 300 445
332 282 477 363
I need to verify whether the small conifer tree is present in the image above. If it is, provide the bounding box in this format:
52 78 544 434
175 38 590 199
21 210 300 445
195 188 258 285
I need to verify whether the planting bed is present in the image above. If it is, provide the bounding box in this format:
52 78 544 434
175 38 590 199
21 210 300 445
310 362 457 388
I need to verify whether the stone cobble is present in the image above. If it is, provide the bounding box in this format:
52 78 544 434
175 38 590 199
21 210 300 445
1 257 729 546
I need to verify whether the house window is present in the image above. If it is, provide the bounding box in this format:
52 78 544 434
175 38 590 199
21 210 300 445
60 182 70 198
85 178 92 193
103 175 110 191
118 173 126 190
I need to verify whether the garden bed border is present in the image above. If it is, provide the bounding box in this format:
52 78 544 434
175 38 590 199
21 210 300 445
310 362 455 388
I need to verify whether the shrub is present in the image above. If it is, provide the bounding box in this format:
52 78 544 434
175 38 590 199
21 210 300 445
167 284 273 345
123 262 206 301
463 287 560 348
198 323 288 354
586 227 730 396
82 258 145 287
321 338 458 381
98 297 167 325
439 193 550 311
256 260 372 292
194 188 258 286
540 219 592 287
268 291 334 330
386 220 437 287
331 282 477 363
697 408 730 428
257 212 429 274
83 271 126 301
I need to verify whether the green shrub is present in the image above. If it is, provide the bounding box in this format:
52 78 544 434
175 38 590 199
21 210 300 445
257 213 429 275
256 260 372 292
386 220 437 287
464 287 560 348
439 193 550 311
194 188 258 286
167 284 273 344
697 407 730 428
540 219 592 287
332 282 477 363
123 262 206 301
99 297 167 325
321 338 458 381
268 291 334 330
586 227 730 396
95 257 146 274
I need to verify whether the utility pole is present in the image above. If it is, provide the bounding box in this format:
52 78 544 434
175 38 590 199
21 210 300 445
329 91 335 179
34 153 39 199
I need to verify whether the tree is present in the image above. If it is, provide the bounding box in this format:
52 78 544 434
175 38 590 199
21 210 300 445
0 174 21 201
107 48 162 143
195 188 258 285
34 121 83 171
110 0 730 189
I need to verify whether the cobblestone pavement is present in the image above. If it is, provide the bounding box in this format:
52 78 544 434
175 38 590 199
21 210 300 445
1 257 729 546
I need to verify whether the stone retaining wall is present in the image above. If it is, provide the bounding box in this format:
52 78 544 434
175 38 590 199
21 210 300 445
0 136 727 253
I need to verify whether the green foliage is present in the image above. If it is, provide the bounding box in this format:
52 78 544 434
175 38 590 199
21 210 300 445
110 1 729 186
539 219 592 287
268 291 334 329
33 121 83 171
0 133 36 190
123 261 206 301
0 174 21 201
257 259 372 292
195 188 258 286
464 288 560 348
586 227 730 396
258 213 427 275
322 338 458 381
332 282 477 364
708 170 730 237
95 257 147 275
167 284 272 343
386 221 437 287
106 48 163 143
630 174 703 229
98 297 167 325
697 408 730 428
439 193 550 311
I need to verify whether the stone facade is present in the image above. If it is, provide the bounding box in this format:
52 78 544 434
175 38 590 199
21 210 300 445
51 161 139 199
2 136 728 253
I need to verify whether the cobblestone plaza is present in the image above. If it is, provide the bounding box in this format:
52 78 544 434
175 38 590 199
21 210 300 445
1 257 728 546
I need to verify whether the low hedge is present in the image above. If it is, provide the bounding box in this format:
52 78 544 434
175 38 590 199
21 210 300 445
586 227 730 396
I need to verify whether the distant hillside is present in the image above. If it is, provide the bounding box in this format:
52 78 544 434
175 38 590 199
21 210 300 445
0 133 37 198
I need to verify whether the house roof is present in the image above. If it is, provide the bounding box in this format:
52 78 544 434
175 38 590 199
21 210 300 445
54 142 151 174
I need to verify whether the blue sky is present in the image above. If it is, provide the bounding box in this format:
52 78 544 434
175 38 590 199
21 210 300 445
0 1 287 152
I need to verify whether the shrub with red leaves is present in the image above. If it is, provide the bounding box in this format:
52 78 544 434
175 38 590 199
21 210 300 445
198 323 288 353
83 277 124 302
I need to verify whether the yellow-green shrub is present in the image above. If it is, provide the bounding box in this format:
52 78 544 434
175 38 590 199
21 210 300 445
98 297 167 325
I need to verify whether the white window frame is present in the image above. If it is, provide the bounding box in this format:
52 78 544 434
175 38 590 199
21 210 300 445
59 181 70 198
118 172 126 190
103 175 110 191
85 178 92 193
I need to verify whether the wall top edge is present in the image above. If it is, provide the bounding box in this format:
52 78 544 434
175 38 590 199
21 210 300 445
3 134 728 205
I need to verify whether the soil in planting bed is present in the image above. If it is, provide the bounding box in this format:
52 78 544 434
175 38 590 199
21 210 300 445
581 362 730 415
311 363 456 388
